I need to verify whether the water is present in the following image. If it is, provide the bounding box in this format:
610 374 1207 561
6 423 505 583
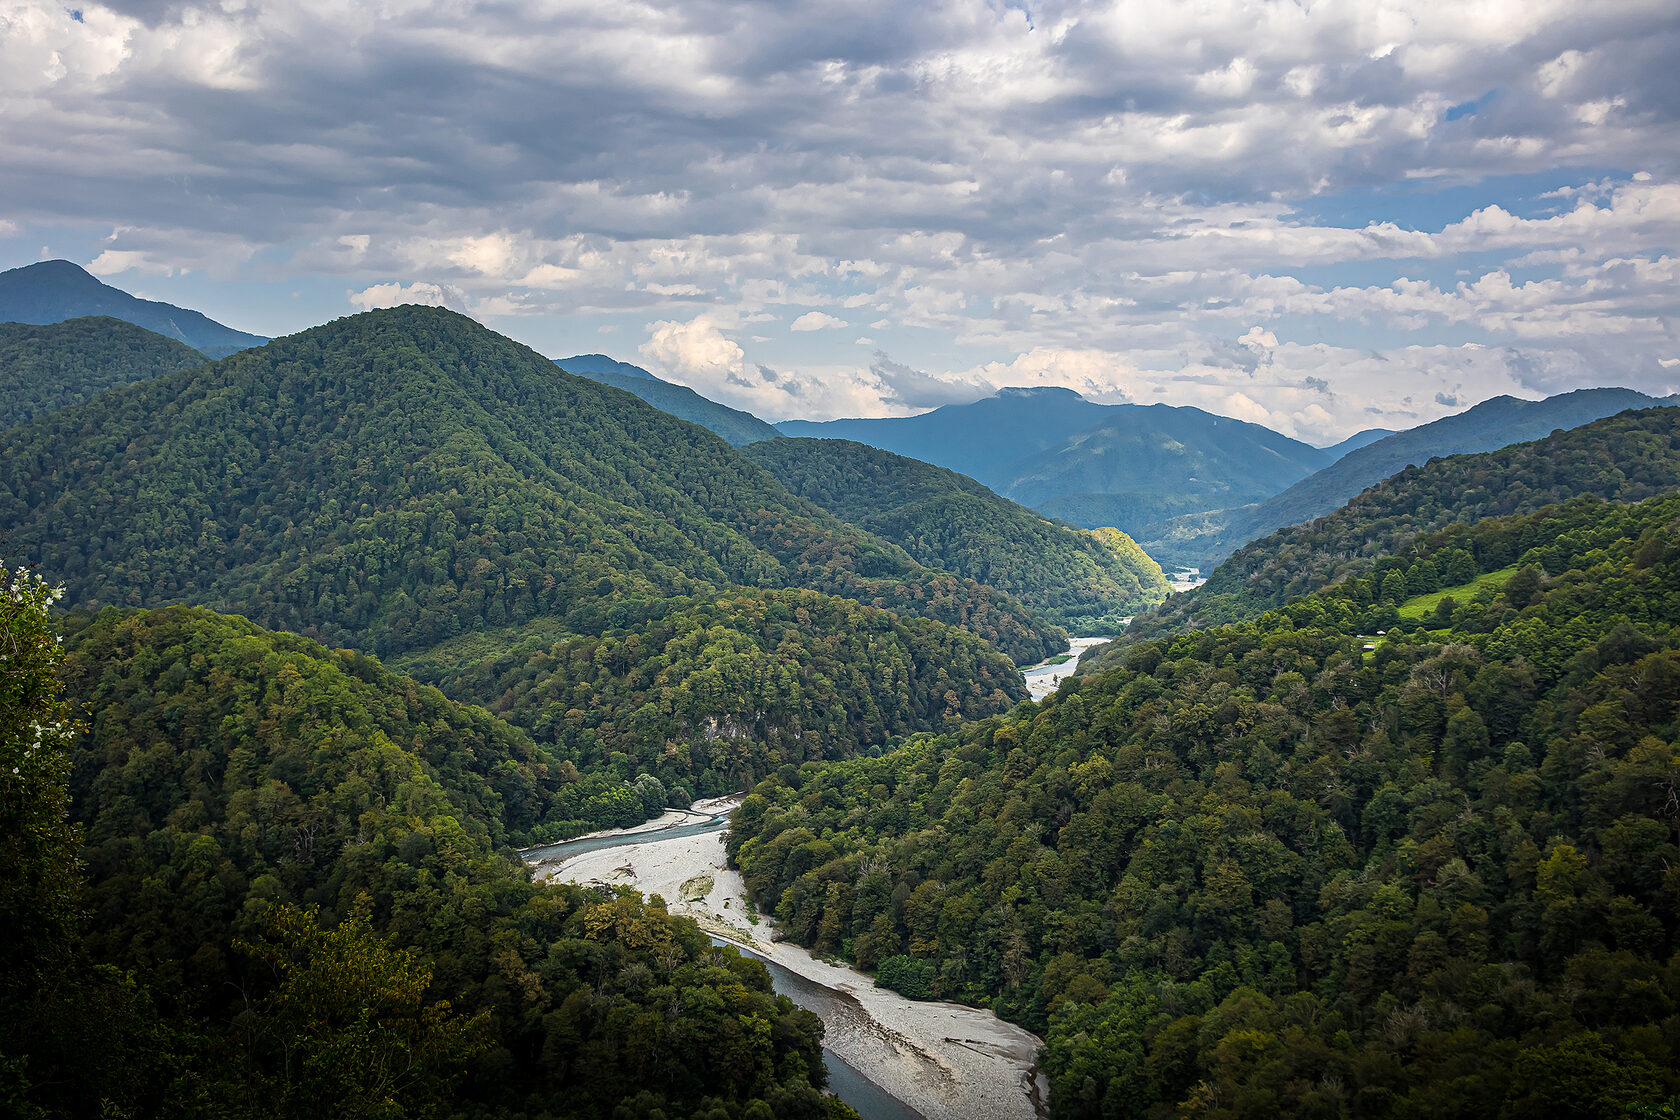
714 939 926 1120
528 815 923 1120
1020 635 1114 700
522 813 728 863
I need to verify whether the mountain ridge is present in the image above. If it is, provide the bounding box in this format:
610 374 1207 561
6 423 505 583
0 259 269 359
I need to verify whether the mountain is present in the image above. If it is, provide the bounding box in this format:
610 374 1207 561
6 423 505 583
1320 425 1395 458
0 259 268 359
0 594 845 1119
995 403 1331 522
556 353 780 446
1123 405 1680 645
777 386 1118 484
555 352 659 379
743 437 1172 633
0 316 208 430
1141 387 1671 571
730 488 1680 1117
0 305 1044 802
777 388 1333 536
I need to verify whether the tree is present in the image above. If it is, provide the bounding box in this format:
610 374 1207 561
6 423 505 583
236 902 490 1120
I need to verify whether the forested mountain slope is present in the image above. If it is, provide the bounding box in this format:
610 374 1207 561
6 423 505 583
0 259 269 358
1141 387 1670 571
1121 407 1680 648
0 303 1058 666
1000 403 1330 530
1 593 851 1119
558 353 780 446
730 492 1680 1118
744 437 1170 632
0 316 209 429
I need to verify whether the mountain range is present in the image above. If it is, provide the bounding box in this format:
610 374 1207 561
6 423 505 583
778 386 1336 533
1139 386 1676 570
0 259 268 358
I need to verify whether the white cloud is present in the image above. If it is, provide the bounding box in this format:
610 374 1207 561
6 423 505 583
790 311 847 331
639 315 745 385
348 281 469 313
87 249 174 276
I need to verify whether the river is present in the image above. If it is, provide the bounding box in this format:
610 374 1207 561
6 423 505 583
1019 634 1114 700
526 807 1045 1120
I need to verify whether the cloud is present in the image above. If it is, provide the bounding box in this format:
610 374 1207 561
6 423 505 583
869 352 992 409
348 281 469 313
639 314 746 387
790 311 846 331
0 0 1673 431
87 249 175 276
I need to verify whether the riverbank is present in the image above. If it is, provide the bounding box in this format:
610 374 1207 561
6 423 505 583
518 793 740 852
532 825 1046 1120
1020 634 1113 700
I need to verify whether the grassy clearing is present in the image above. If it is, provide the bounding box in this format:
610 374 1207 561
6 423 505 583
1397 565 1520 620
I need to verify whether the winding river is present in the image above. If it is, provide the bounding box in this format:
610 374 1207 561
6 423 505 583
525 806 1045 1120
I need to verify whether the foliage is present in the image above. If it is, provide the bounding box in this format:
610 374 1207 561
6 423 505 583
7 601 850 1119
0 316 207 430
0 304 1059 667
745 437 1171 634
399 587 1025 822
730 491 1680 1118
1125 406 1680 648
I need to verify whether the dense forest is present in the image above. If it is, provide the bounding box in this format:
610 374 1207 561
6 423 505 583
0 305 1061 666
393 586 1026 839
744 437 1171 632
730 490 1680 1117
1122 407 1680 650
0 315 208 429
0 585 854 1119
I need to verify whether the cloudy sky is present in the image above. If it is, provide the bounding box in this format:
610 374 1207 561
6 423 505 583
2 0 1677 440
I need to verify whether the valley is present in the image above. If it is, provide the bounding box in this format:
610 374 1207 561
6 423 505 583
4 263 1678 1120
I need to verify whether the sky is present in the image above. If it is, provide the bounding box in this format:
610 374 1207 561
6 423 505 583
1 0 1677 442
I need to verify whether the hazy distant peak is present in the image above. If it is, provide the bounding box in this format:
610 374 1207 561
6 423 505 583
556 353 660 380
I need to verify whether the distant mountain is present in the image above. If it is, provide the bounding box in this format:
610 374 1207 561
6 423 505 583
1321 426 1395 459
777 386 1117 483
556 352 658 380
557 353 779 446
745 437 1171 633
1121 405 1680 645
994 403 1331 520
1140 387 1672 571
0 259 268 359
777 386 1332 535
0 316 207 429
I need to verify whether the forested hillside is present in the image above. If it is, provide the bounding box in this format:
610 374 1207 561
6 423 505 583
559 354 780 446
0 304 1061 668
0 588 852 1119
730 491 1680 1118
0 259 269 358
393 587 1026 830
0 316 209 429
1122 407 1680 648
1141 388 1669 570
744 437 1171 632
